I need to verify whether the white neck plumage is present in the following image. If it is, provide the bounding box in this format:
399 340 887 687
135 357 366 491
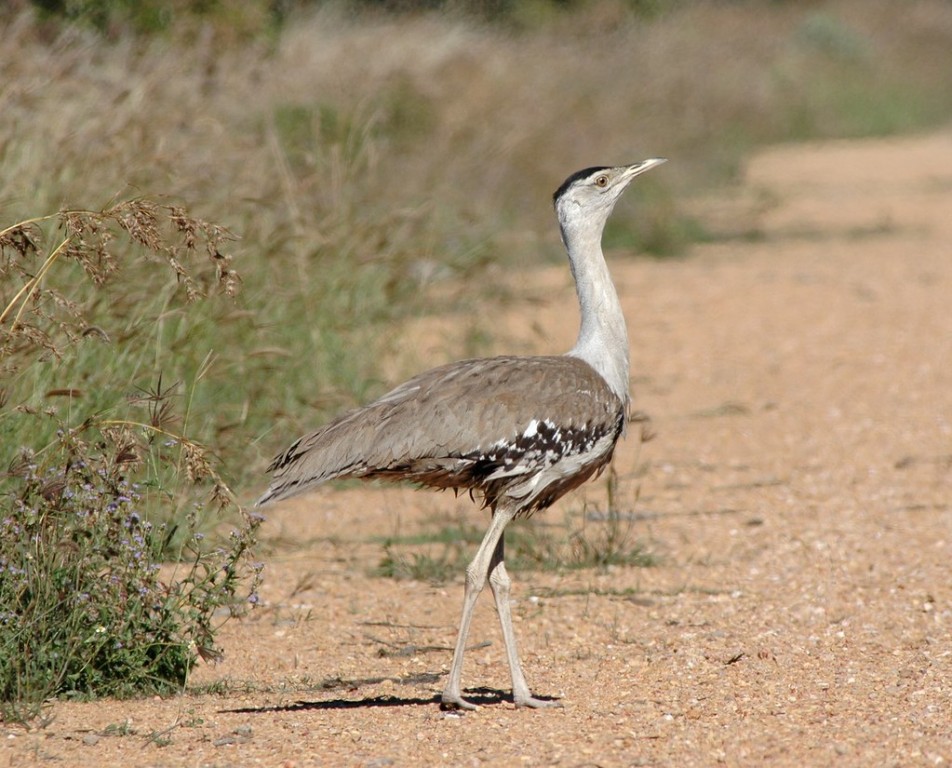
559 213 630 410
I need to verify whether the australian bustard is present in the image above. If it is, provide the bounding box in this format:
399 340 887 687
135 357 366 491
257 159 666 710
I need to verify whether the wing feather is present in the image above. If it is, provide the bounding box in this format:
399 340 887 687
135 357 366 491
258 355 625 508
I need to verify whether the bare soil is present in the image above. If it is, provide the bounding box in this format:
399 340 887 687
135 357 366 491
5 132 952 767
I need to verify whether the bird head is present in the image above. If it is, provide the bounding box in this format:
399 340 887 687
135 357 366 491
553 159 666 234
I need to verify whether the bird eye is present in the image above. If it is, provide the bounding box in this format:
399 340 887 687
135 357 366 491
594 175 609 188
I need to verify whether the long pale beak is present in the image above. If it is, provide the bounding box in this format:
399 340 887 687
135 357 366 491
622 157 667 182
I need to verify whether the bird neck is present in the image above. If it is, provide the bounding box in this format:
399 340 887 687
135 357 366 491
561 218 630 407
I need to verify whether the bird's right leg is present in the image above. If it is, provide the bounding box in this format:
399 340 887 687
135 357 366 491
441 506 516 711
488 536 561 708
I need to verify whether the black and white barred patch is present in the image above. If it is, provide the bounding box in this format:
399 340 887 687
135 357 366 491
446 411 624 514
460 412 624 487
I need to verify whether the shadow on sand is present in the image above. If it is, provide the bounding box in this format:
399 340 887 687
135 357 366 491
220 687 535 713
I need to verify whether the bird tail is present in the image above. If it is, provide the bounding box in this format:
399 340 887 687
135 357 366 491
255 485 286 508
255 407 378 507
255 457 352 508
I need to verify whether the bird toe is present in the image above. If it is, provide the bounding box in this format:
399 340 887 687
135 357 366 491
440 693 480 712
514 694 563 709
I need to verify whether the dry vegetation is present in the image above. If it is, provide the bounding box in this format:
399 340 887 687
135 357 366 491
4 0 952 482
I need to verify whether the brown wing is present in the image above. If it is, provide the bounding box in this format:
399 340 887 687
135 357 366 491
257 355 624 506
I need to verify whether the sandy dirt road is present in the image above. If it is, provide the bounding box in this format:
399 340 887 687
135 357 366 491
4 130 951 767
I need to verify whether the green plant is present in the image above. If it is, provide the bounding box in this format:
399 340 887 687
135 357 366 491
374 544 459 583
0 203 261 722
507 462 657 573
27 0 285 38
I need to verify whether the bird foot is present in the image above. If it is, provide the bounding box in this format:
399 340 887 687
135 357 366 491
440 692 479 712
514 694 563 709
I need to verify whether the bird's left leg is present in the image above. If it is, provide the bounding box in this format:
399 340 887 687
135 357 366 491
441 505 516 710
488 534 562 709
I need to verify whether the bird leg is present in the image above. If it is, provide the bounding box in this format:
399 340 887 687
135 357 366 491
488 535 561 708
441 505 515 711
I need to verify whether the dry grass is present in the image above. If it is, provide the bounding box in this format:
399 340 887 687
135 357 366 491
0 199 261 722
2 0 952 492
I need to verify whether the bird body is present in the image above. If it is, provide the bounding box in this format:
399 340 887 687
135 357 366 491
258 158 666 710
260 354 625 515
